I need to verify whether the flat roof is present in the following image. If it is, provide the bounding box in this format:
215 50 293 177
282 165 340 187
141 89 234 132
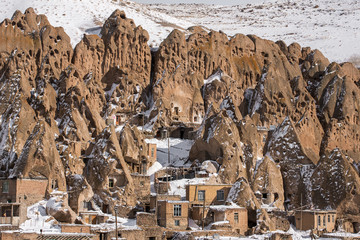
0 203 20 206
186 184 233 187
209 205 246 211
158 200 189 203
295 209 337 214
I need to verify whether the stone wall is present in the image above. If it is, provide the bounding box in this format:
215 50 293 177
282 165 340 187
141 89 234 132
136 212 157 227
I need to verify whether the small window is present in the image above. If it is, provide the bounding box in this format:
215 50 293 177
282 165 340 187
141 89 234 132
174 220 180 226
332 215 335 223
323 215 326 226
328 215 330 222
318 216 321 226
140 181 144 186
198 190 205 201
83 201 92 210
217 190 224 201
51 179 58 189
109 179 114 188
174 107 179 115
151 148 155 158
262 193 268 199
2 181 9 193
174 204 181 216
234 212 239 223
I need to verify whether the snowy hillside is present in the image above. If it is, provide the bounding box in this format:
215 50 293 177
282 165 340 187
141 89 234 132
0 0 193 47
0 0 359 64
149 0 360 64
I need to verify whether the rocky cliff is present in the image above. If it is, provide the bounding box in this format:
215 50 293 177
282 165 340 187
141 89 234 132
0 8 359 229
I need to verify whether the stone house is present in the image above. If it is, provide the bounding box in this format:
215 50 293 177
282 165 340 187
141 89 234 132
295 210 337 232
136 212 164 240
186 184 232 206
149 194 181 211
131 174 151 203
191 204 247 235
0 178 48 225
157 200 189 230
208 205 248 235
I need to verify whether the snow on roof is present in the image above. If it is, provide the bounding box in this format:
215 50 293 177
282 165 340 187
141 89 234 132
158 200 189 203
295 209 337 213
209 204 245 211
186 183 233 186
168 177 209 197
211 220 230 226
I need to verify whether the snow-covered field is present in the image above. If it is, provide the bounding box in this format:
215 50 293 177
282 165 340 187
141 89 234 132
149 0 360 64
0 0 359 65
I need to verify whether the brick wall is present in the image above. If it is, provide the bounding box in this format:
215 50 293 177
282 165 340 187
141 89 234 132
136 212 157 227
61 224 91 234
118 229 145 240
224 208 248 235
295 211 337 232
0 180 17 203
150 194 181 210
158 201 189 230
131 174 150 202
186 184 232 206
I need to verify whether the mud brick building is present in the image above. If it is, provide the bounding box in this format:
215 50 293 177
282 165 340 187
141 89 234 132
295 210 337 232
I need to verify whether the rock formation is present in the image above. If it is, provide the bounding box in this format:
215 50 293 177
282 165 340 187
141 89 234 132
0 6 360 230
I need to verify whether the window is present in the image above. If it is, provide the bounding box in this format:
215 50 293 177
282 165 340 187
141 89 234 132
332 215 335 223
174 220 180 226
2 181 9 193
217 190 224 201
328 215 330 222
109 179 114 188
174 107 179 115
323 215 326 226
83 201 92 210
198 190 205 201
318 216 321 226
234 212 239 224
151 148 155 158
262 193 268 199
174 204 181 216
51 179 58 189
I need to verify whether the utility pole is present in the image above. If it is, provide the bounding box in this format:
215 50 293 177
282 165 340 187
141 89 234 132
167 129 170 195
300 193 303 231
202 193 206 230
167 129 170 165
115 206 118 240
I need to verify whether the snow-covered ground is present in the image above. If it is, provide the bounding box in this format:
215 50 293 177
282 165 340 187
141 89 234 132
149 0 360 64
0 0 359 65
194 226 345 240
0 0 193 47
20 200 60 233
